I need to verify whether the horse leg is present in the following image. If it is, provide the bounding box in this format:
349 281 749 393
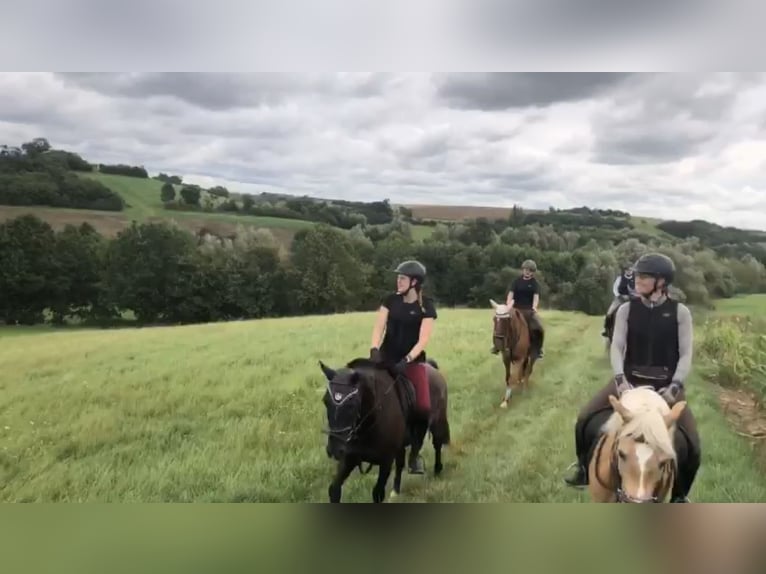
391 447 406 499
328 456 357 503
501 360 521 408
433 431 443 475
372 459 393 503
521 356 536 391
408 418 428 473
500 356 513 408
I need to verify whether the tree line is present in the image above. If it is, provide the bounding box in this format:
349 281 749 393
0 139 127 211
2 212 765 327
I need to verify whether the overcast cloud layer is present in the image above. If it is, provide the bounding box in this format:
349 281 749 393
2 72 766 230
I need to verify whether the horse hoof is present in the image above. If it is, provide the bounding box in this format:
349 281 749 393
500 401 508 409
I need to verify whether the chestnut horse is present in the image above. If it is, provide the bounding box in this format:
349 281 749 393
490 299 538 408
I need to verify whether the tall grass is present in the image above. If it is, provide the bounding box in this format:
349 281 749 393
699 315 766 405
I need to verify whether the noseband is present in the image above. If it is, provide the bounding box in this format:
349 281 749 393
594 433 676 504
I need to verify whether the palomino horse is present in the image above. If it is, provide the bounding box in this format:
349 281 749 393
588 387 686 503
490 299 537 408
319 357 451 503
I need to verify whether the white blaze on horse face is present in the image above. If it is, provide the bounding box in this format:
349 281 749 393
635 443 654 499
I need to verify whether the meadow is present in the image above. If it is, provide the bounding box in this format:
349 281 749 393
1 300 765 502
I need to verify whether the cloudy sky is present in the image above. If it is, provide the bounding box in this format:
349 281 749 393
2 72 766 230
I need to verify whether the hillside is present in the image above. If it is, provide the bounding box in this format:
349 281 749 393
0 172 313 246
0 305 764 502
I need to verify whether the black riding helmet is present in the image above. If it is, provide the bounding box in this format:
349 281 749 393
392 260 427 284
633 253 675 285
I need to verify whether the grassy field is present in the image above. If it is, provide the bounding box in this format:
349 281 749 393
1 303 764 502
714 293 766 316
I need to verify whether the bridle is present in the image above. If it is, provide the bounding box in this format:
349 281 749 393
322 370 397 473
593 432 676 504
493 310 520 353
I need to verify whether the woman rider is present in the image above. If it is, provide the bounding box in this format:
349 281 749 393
564 253 701 502
491 259 545 358
369 260 437 474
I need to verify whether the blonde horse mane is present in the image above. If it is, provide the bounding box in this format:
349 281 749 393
602 387 678 461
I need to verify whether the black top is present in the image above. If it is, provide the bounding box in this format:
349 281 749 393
510 276 540 309
379 293 437 363
624 298 680 383
618 274 635 296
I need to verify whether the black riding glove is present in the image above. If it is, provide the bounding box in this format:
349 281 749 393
393 359 409 377
660 381 684 405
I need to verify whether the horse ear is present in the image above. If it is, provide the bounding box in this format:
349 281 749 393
490 299 499 310
609 395 633 421
664 401 686 428
319 361 336 381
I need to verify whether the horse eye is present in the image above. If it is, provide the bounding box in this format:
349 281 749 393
618 450 627 461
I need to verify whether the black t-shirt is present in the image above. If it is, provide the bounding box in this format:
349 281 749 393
379 293 437 363
510 276 540 309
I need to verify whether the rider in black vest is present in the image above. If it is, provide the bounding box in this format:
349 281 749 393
602 266 637 338
564 253 701 502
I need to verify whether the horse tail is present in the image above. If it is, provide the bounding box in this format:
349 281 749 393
426 358 439 370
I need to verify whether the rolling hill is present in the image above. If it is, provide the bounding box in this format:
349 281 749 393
0 172 314 247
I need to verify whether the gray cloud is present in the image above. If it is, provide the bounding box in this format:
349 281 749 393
590 73 755 164
436 73 633 110
57 73 394 111
2 72 766 230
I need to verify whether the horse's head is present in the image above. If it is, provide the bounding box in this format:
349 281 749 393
490 299 514 352
319 360 374 460
605 390 687 503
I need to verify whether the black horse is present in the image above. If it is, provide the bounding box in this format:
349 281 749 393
320 358 451 503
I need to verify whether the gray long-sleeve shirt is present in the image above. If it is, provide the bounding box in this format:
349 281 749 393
610 296 693 383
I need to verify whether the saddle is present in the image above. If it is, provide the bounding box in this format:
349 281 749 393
393 372 417 421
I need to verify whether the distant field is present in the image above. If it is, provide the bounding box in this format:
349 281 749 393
405 203 514 221
714 294 766 316
1 306 763 502
406 204 667 237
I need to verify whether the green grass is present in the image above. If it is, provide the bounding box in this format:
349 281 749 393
714 294 766 316
411 224 434 241
80 172 315 232
1 306 764 502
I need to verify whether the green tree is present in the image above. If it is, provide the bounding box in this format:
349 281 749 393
0 215 58 324
104 222 196 323
289 225 371 314
161 182 176 203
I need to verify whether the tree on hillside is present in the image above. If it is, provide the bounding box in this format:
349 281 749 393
161 182 176 203
21 138 51 156
208 186 230 198
180 185 201 206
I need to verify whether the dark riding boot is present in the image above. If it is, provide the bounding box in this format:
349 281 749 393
564 462 588 488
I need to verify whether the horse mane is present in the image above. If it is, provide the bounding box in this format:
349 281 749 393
603 399 677 461
346 358 382 371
